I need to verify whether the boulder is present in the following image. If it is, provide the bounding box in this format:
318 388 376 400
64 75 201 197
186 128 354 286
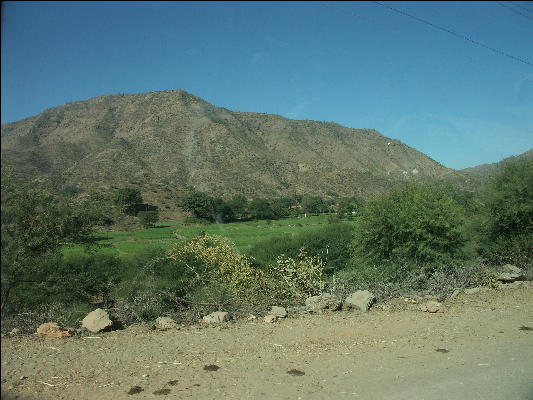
498 264 524 283
264 315 277 323
37 322 70 338
270 306 288 318
498 281 525 289
155 317 178 330
344 290 375 312
419 300 442 313
82 308 113 333
305 293 341 312
202 311 230 324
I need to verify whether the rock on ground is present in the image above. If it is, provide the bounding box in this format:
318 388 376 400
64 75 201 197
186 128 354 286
202 311 230 324
305 293 341 312
155 317 178 330
498 264 524 283
82 309 113 333
270 306 288 318
37 322 70 338
264 315 277 323
419 300 443 313
344 290 375 312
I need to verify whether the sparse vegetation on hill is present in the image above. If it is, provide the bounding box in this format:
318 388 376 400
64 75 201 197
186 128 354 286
1 90 472 220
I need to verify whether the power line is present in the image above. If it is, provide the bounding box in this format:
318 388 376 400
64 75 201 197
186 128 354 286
372 1 533 68
497 1 533 20
509 1 533 14
327 2 532 79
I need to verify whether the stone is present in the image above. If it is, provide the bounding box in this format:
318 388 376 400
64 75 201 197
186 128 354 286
464 287 481 295
9 328 20 336
36 322 70 338
305 293 341 312
287 306 307 314
82 308 113 333
344 290 375 312
498 264 523 283
423 300 442 313
270 306 288 318
498 281 524 289
450 289 461 298
202 311 230 324
264 315 277 323
155 317 178 330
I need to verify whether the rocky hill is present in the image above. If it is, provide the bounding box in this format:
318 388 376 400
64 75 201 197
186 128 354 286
1 90 470 213
461 148 533 178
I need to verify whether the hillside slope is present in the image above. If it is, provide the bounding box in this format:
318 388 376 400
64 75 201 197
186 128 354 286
461 148 533 178
1 90 468 211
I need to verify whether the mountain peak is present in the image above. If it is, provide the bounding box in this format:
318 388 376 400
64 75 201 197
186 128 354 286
1 90 468 217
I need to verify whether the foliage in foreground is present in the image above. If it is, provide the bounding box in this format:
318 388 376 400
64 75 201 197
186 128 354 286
249 222 354 274
1 167 103 316
2 161 532 332
351 182 467 267
476 159 533 266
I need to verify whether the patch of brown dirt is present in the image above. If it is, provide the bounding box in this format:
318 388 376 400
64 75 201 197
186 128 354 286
2 285 532 400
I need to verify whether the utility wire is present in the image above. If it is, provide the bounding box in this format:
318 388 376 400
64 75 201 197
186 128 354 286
372 1 533 68
327 2 532 79
497 1 533 20
509 1 533 14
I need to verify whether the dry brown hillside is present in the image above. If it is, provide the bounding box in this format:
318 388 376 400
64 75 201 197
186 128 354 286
1 90 471 214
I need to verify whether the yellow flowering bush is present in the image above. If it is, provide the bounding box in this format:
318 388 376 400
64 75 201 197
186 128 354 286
166 234 266 303
269 248 326 302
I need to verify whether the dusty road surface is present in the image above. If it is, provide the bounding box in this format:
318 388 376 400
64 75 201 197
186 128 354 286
2 285 532 400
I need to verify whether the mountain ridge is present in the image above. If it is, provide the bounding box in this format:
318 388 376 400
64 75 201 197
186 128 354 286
1 90 472 216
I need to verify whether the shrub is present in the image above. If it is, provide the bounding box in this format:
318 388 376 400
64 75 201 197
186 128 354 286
328 260 497 302
114 187 143 216
165 234 266 304
351 182 467 267
138 210 159 228
179 192 215 221
477 159 533 266
266 249 326 304
249 198 276 220
1 167 102 316
249 223 355 274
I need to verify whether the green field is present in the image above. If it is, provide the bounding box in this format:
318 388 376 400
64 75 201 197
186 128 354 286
63 215 341 258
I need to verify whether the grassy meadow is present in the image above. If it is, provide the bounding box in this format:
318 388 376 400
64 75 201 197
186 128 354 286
63 215 343 258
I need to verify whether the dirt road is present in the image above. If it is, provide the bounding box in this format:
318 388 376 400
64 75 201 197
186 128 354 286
2 285 532 400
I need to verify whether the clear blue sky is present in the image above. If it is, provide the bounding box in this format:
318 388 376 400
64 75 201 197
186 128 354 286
2 1 532 169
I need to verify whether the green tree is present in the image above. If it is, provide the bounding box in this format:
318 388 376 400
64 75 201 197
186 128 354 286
212 197 234 223
271 197 296 219
138 210 159 228
228 195 248 220
351 182 466 266
301 196 327 215
337 197 362 219
179 192 215 221
114 187 143 216
249 198 276 220
479 159 533 264
1 168 102 315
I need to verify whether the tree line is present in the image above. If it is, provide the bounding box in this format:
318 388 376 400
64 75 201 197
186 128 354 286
178 192 362 223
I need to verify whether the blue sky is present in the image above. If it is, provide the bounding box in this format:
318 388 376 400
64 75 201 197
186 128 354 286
1 1 532 169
